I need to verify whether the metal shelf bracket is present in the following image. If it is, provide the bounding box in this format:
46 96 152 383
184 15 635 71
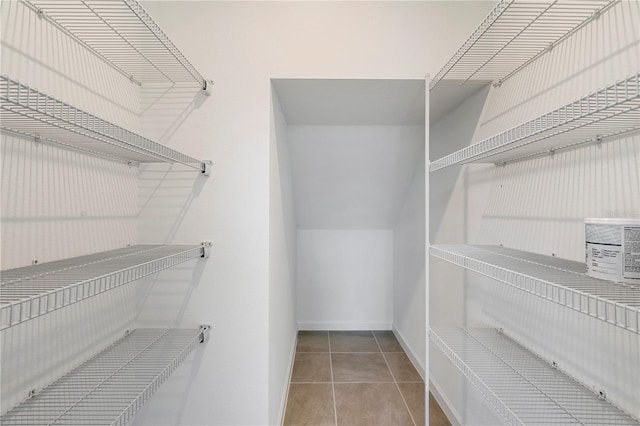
202 80 214 96
202 160 213 176
201 242 212 258
199 324 211 343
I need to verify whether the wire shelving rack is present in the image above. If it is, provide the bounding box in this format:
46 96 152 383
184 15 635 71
429 73 640 172
0 326 210 426
0 76 212 173
22 0 209 91
429 0 616 90
430 245 640 334
0 243 211 330
430 327 640 425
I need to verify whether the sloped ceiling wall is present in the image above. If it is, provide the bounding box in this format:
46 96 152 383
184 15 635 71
272 79 426 229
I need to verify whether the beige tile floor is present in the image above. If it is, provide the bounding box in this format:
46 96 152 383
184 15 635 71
284 330 449 426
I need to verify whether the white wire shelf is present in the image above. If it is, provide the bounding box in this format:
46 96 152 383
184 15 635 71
429 73 640 171
0 76 211 173
0 326 210 426
430 327 639 425
23 0 208 90
429 0 615 90
0 243 211 330
430 245 640 333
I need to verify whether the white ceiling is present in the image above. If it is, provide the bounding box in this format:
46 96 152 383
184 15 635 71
273 79 425 229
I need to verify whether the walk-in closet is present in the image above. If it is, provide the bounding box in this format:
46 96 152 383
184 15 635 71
1 0 638 425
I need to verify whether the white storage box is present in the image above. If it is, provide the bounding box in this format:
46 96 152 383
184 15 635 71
585 218 640 284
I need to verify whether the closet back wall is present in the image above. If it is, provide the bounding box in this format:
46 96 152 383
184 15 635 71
297 229 394 330
290 125 423 331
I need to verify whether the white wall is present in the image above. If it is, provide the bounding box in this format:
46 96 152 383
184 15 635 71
429 85 492 333
297 230 394 330
392 152 426 377
288 125 425 229
267 88 298 425
289 124 424 334
430 0 640 421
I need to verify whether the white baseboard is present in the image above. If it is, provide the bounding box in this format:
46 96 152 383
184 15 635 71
391 326 425 380
429 377 462 426
298 321 392 331
277 332 297 426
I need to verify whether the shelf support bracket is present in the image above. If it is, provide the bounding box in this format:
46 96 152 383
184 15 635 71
202 80 214 96
201 242 212 258
202 160 213 176
199 324 211 343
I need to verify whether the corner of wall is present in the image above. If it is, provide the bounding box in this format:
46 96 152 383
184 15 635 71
275 332 298 425
268 82 298 426
392 326 426 380
429 378 462 426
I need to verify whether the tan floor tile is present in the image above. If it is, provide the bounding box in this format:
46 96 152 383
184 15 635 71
297 331 329 352
334 383 413 426
330 331 379 352
429 392 451 426
284 383 335 426
291 353 332 383
332 352 393 382
398 383 425 426
374 330 404 352
384 352 423 383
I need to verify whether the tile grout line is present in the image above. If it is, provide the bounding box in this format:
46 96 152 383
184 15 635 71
328 331 338 426
374 332 417 426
